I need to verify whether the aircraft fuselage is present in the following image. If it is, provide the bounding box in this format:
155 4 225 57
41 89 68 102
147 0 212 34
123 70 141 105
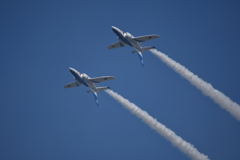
111 26 142 53
69 68 97 92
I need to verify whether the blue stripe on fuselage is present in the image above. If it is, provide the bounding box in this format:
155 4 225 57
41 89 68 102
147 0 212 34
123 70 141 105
112 29 132 47
70 70 88 87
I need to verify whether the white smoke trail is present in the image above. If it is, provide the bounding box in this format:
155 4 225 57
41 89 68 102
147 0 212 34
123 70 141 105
150 49 240 121
105 89 209 160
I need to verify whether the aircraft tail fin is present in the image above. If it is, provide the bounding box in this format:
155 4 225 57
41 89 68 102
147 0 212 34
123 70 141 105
88 87 110 106
92 92 99 106
87 87 110 93
137 52 144 67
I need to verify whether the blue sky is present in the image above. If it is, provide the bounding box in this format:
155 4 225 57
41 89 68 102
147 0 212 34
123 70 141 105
0 0 240 160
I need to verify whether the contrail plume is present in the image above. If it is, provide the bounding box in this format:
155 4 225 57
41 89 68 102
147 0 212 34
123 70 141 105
105 89 209 160
150 49 240 121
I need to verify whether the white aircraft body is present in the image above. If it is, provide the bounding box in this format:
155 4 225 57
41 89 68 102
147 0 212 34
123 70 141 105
108 26 160 67
64 67 115 106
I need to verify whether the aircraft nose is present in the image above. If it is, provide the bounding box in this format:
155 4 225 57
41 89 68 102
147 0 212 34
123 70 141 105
111 26 118 31
111 26 121 35
69 67 77 75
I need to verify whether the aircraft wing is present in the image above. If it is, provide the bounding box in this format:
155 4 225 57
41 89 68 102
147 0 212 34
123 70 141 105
108 41 126 49
89 76 115 83
132 35 160 42
64 82 82 88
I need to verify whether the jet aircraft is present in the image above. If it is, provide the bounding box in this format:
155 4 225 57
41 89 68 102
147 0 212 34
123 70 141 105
108 26 160 67
64 67 115 106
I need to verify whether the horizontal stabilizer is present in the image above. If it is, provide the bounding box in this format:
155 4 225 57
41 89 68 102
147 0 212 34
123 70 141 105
141 46 155 52
132 46 155 53
87 87 110 93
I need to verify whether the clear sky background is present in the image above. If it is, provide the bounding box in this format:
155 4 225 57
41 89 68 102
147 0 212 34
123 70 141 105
1 0 240 160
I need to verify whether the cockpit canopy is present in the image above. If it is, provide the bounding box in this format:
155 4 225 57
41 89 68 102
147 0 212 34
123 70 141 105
125 32 133 38
82 73 90 79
